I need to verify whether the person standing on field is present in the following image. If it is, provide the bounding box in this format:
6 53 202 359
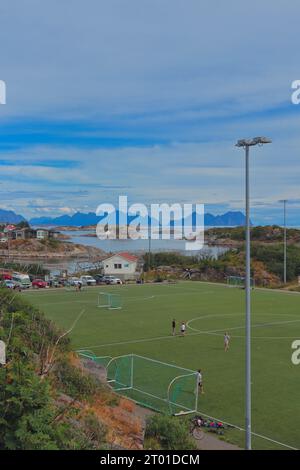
224 332 230 352
172 319 176 336
197 369 204 394
180 321 186 336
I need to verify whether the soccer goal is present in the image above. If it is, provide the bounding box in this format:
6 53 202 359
77 349 112 367
227 275 255 288
106 354 199 415
97 292 122 310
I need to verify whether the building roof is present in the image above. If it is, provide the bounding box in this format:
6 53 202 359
4 224 16 232
13 227 35 232
103 252 138 263
118 252 139 262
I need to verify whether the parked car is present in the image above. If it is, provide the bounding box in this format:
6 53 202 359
32 279 49 288
67 277 82 286
2 273 12 280
48 278 60 288
2 279 21 290
79 275 96 286
12 272 32 289
94 274 105 284
102 275 123 285
56 277 68 287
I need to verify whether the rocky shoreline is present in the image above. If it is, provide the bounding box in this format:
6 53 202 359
0 239 106 260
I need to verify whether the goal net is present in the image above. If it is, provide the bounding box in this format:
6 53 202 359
77 349 112 367
227 275 255 288
106 354 198 415
97 292 122 310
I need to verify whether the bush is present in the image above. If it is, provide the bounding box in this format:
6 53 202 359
55 359 99 400
0 290 108 450
144 415 197 450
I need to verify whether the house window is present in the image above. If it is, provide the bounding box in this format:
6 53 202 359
124 263 129 268
114 264 122 269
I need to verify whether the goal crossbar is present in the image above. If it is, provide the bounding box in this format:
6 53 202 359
97 291 122 310
106 354 198 415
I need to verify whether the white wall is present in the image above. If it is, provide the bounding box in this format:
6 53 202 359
103 255 137 279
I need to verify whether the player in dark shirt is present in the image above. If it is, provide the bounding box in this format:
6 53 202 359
172 319 176 336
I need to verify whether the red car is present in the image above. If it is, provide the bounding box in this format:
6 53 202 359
32 279 48 288
2 273 12 280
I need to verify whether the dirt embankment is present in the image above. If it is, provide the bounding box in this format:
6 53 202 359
0 238 106 259
79 358 149 449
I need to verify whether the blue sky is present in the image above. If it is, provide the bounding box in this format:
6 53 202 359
0 0 300 224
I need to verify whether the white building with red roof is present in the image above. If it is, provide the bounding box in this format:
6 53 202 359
102 252 139 280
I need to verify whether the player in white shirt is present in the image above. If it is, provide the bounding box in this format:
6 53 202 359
197 369 204 394
180 321 186 336
224 332 230 352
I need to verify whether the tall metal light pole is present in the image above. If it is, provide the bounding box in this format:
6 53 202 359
281 199 287 284
236 136 272 450
148 206 152 276
148 234 151 272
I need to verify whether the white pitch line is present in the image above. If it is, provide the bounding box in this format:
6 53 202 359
195 410 298 450
30 289 214 307
186 314 300 339
79 315 300 350
79 333 185 350
35 300 96 306
187 316 300 335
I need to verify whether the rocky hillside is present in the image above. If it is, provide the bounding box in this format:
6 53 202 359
0 290 150 450
0 238 106 260
206 225 300 246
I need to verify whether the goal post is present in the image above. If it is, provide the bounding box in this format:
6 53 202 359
97 292 122 310
227 275 255 288
76 350 112 367
106 354 198 415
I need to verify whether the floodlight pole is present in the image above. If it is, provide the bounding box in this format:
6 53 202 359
236 137 271 451
245 144 251 451
283 200 287 284
148 235 151 271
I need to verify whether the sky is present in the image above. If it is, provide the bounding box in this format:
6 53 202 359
0 0 300 225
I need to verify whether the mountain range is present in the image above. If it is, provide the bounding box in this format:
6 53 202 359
29 210 248 227
0 208 249 227
29 211 141 227
0 209 26 224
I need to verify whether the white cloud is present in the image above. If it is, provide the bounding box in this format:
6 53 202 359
58 207 76 214
0 0 299 224
0 0 298 121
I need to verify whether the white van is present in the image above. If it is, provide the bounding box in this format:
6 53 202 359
12 272 32 289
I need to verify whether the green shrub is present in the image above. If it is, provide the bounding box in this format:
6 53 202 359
144 415 197 450
55 359 99 400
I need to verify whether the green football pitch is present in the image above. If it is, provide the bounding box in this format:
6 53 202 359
24 281 300 450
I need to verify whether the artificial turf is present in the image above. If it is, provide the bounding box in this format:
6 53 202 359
24 281 300 450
